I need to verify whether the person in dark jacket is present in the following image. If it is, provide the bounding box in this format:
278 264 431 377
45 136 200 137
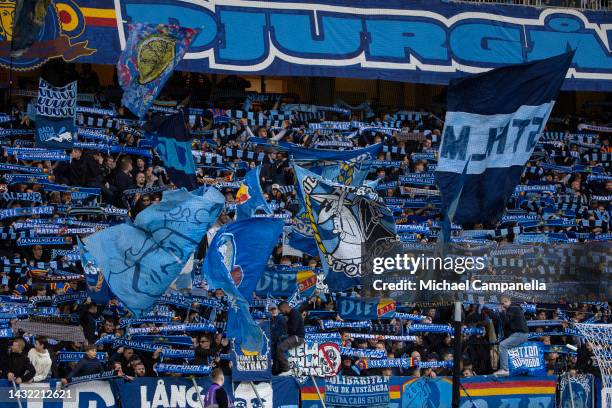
276 301 305 375
268 303 287 374
494 296 529 376
78 298 102 344
204 368 233 408
112 157 136 207
62 345 104 384
5 338 35 384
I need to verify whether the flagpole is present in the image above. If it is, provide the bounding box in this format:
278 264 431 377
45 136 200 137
451 301 462 408
310 375 326 408
248 381 264 408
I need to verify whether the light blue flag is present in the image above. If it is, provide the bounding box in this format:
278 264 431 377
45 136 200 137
203 218 283 353
235 166 271 220
78 237 113 306
83 187 225 316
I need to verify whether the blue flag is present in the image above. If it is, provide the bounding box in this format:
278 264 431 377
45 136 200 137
146 112 196 189
288 144 382 257
10 0 51 56
294 165 396 277
203 218 283 353
235 166 271 220
35 79 76 148
83 187 224 316
435 52 574 227
78 237 113 305
118 23 198 118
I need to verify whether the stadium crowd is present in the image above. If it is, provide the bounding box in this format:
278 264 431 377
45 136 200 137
0 69 610 386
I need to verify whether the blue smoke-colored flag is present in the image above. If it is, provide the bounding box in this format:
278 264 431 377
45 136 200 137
146 112 196 189
78 237 113 305
118 24 198 119
435 52 574 230
294 165 396 277
83 187 224 316
203 218 283 353
235 166 271 220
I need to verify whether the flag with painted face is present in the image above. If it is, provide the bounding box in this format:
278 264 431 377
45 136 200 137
435 52 574 229
117 23 198 118
294 165 396 277
203 218 283 353
78 237 113 305
235 166 271 220
83 187 224 316
146 112 196 190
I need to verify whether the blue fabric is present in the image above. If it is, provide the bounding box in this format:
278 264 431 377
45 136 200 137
294 165 395 277
435 53 574 227
203 218 283 353
255 265 317 298
78 237 113 305
508 341 546 377
83 187 224 316
230 319 272 381
235 166 272 220
337 297 396 320
146 112 196 189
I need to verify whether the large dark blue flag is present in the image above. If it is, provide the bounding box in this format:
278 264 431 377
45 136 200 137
146 112 196 189
203 218 283 353
435 52 574 227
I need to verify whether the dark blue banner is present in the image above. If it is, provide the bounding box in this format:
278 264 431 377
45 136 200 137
231 320 272 382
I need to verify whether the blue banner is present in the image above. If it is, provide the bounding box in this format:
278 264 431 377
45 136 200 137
508 341 546 377
337 297 396 320
35 79 76 148
231 319 272 382
255 265 317 298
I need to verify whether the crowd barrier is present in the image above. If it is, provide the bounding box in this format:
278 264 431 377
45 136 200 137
1 374 600 408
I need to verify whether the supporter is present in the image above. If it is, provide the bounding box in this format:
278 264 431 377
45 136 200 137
494 296 530 376
2 338 35 384
63 345 105 384
276 301 305 375
28 336 53 382
204 368 233 408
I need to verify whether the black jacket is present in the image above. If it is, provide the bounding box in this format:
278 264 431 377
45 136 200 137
6 351 35 382
502 306 529 336
286 308 305 337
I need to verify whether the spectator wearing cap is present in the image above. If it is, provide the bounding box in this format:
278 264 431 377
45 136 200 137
269 302 286 374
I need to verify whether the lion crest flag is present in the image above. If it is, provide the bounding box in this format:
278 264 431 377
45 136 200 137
35 78 76 148
118 23 198 118
295 165 396 277
435 52 574 227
